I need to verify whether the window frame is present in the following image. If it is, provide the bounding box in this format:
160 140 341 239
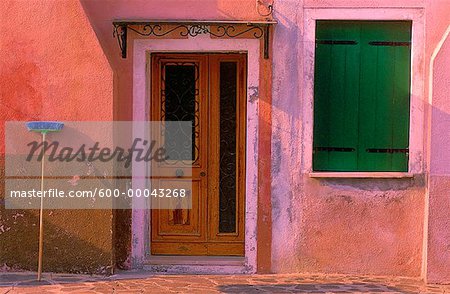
302 7 425 177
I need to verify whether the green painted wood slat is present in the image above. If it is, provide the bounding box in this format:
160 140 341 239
313 21 411 172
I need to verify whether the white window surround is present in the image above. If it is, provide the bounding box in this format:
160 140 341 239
302 7 425 176
131 36 260 273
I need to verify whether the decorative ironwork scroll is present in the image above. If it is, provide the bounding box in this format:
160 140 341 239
161 62 200 165
113 21 276 59
113 24 127 59
218 62 238 233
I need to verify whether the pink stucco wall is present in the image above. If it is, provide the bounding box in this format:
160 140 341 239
270 0 450 282
427 26 450 283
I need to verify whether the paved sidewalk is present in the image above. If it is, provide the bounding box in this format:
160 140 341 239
1 272 449 293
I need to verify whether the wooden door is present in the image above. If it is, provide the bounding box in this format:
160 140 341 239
150 53 246 256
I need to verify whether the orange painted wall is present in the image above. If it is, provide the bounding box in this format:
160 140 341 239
0 0 114 273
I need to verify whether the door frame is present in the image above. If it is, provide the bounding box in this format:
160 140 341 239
131 38 261 273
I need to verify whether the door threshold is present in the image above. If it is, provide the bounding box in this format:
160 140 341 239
145 255 245 266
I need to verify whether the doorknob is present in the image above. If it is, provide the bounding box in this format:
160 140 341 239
175 169 184 177
200 171 206 177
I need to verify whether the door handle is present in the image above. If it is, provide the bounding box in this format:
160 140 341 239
200 171 206 177
175 169 184 177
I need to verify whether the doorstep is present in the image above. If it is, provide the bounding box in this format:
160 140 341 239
143 256 249 274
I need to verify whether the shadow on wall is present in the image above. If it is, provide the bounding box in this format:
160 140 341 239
0 155 113 274
426 30 450 283
0 205 113 274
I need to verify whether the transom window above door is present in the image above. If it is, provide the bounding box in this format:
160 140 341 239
313 21 412 172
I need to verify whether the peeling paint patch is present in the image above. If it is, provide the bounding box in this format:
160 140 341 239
272 195 281 221
12 213 24 220
287 191 294 223
0 264 12 272
272 140 282 176
249 86 259 103
326 195 353 203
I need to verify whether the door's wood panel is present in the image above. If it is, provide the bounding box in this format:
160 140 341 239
151 179 205 240
206 243 245 256
151 242 208 255
151 242 244 256
151 54 209 255
208 55 246 247
150 54 209 176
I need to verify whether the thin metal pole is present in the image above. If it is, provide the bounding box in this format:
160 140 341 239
37 132 46 281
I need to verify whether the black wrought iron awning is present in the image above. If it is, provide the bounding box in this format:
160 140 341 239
112 20 277 59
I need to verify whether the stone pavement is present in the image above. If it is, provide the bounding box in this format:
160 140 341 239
1 272 449 293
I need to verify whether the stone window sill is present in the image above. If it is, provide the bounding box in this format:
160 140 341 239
309 172 414 178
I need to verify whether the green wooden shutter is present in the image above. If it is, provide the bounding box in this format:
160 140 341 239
313 21 411 172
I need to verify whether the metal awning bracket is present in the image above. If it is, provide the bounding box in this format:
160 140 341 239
112 20 276 59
